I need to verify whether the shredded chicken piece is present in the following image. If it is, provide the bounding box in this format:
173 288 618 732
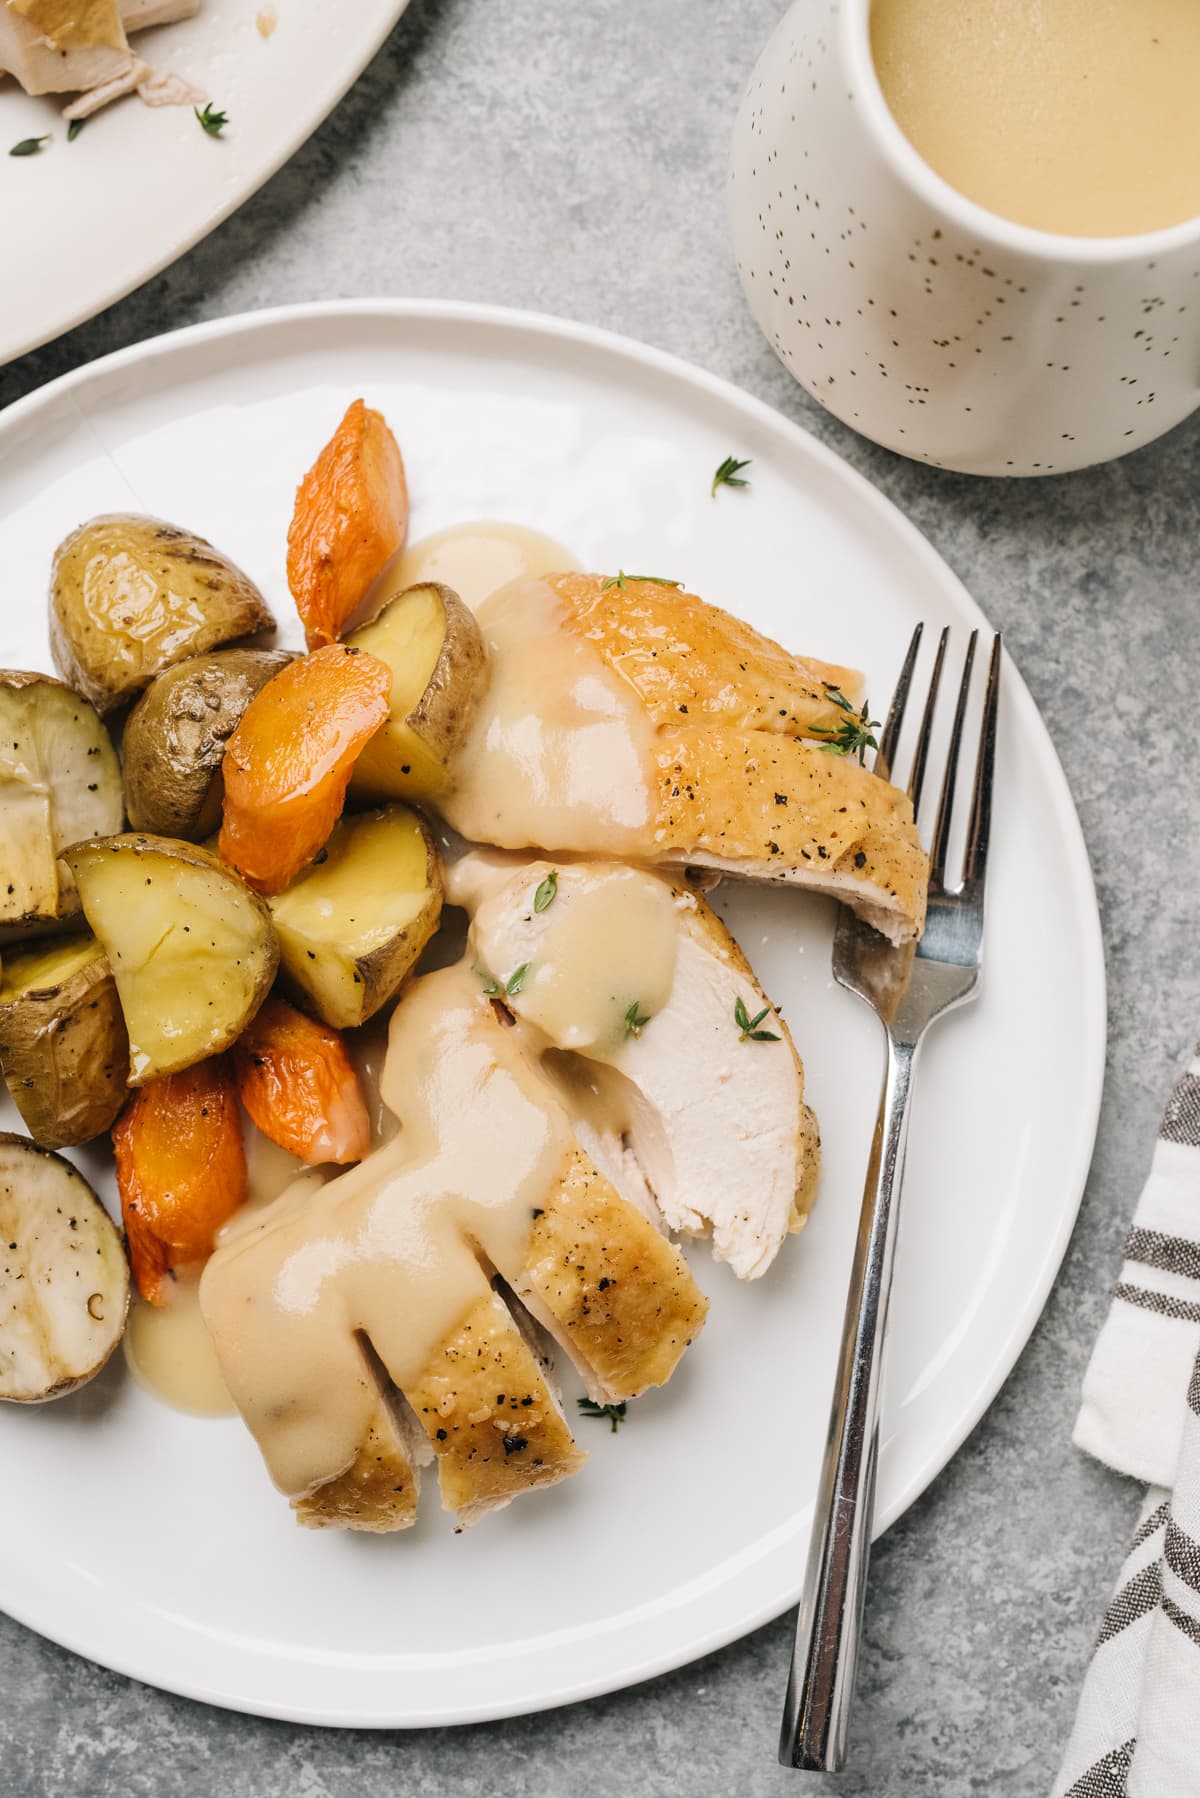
61 56 148 118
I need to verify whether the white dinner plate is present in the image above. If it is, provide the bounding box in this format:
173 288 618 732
0 301 1105 1726
0 1 409 367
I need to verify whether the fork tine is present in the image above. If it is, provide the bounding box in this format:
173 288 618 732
906 626 949 819
874 623 923 783
960 634 1001 899
928 630 978 890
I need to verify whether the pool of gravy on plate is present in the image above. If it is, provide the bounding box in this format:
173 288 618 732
389 519 579 608
123 1133 320 1418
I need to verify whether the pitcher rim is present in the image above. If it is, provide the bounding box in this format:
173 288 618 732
844 0 1200 263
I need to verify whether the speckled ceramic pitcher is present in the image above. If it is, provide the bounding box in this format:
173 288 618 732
729 0 1200 476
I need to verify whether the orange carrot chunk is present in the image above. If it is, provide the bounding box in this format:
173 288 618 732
112 1057 247 1306
234 994 370 1166
218 644 391 894
286 397 409 649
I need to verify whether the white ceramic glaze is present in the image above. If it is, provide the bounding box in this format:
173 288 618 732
0 301 1104 1725
730 0 1200 475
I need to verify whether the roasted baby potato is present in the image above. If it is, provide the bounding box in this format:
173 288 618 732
0 1132 129 1402
50 514 274 714
0 932 128 1150
218 644 392 894
0 669 122 940
62 834 278 1083
269 805 442 1029
122 648 293 840
286 399 409 649
348 582 488 801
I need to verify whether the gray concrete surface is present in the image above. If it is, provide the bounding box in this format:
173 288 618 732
3 2 1198 1792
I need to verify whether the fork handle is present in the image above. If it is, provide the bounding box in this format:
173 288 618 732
779 1035 917 1772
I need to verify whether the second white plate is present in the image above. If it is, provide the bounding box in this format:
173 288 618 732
0 301 1105 1726
0 0 409 367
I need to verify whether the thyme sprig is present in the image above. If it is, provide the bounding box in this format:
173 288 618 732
578 1398 627 1433
812 684 880 765
711 454 752 497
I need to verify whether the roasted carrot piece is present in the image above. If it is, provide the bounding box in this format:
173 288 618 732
286 398 409 649
112 1057 246 1305
233 994 370 1166
218 644 392 894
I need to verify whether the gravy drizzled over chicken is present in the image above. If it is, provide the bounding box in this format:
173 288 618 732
200 858 816 1530
441 574 928 945
455 853 819 1277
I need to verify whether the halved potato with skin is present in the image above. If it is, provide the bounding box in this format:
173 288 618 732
0 932 128 1149
0 1132 129 1402
269 805 442 1029
347 583 488 802
62 834 278 1083
0 670 122 940
122 648 293 840
50 514 274 715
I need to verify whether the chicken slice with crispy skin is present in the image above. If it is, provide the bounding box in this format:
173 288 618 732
551 571 866 736
651 725 927 947
443 574 927 945
292 1357 420 1533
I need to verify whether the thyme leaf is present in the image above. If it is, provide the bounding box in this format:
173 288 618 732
195 103 228 136
474 966 500 997
578 1398 627 1433
67 119 86 142
822 684 855 712
506 963 530 996
533 869 558 913
735 995 780 1043
624 1000 650 1037
10 136 49 157
711 454 752 497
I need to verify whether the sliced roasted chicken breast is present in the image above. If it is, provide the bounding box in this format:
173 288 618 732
457 852 820 1280
441 574 927 945
201 954 707 1532
202 852 814 1530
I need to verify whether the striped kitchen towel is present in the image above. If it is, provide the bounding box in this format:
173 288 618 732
1053 1045 1200 1798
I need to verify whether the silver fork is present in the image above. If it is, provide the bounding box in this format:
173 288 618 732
779 624 1002 1772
